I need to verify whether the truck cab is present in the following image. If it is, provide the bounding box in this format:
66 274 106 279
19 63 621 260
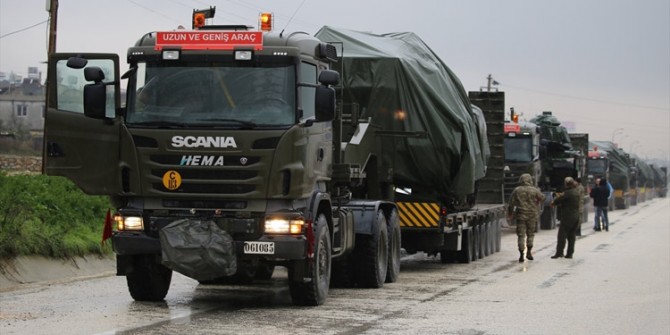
43 15 399 306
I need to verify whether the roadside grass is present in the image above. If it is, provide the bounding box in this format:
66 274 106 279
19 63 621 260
0 172 113 258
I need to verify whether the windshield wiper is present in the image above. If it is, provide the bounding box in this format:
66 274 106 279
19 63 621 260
130 121 187 128
198 118 258 128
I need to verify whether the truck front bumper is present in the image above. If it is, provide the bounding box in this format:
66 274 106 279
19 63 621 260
112 232 307 260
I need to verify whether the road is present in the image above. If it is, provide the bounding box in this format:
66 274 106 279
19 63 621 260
1 198 668 335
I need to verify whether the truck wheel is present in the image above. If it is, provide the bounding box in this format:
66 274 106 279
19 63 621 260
127 254 172 302
288 214 331 306
385 209 401 283
356 210 389 288
458 228 472 264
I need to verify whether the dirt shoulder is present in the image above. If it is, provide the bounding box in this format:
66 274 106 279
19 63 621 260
0 254 116 292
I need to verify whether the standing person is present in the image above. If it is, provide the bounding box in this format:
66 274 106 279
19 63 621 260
508 173 546 262
590 178 611 231
551 177 581 259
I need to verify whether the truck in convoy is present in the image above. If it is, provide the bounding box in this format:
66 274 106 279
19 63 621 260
586 144 615 210
44 13 400 306
590 140 633 209
650 165 668 198
42 12 502 305
502 111 582 230
568 133 589 224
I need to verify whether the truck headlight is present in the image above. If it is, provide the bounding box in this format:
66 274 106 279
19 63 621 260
264 217 303 234
115 215 144 231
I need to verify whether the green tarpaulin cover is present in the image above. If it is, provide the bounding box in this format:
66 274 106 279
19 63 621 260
315 26 485 199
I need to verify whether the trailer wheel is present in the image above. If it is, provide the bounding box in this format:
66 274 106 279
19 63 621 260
385 209 401 283
356 210 388 288
289 214 331 306
457 228 472 264
127 254 172 302
481 222 491 258
487 221 495 255
471 226 480 261
494 220 502 252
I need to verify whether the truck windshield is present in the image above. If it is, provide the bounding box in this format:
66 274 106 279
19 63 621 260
504 137 533 162
126 62 296 127
587 159 608 175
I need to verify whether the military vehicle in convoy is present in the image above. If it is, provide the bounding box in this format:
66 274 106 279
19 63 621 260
43 11 503 305
650 165 668 198
586 144 614 210
590 140 634 209
502 111 582 230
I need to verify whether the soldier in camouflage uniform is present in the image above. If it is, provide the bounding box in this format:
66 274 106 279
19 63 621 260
508 173 546 262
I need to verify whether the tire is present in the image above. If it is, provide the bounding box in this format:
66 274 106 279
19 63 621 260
385 209 401 283
457 228 472 264
355 210 389 288
481 223 489 257
472 226 480 261
127 254 172 302
494 220 502 253
288 214 331 306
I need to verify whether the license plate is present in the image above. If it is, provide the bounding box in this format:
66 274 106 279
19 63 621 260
243 241 275 255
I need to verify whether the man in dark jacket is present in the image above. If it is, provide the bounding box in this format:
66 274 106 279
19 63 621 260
551 177 581 259
590 178 611 231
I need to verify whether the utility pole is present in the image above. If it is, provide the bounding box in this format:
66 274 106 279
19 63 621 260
47 0 58 56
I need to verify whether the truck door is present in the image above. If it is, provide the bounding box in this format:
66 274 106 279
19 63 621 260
43 53 121 195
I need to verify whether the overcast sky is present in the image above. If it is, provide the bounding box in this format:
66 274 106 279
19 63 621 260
1 0 668 162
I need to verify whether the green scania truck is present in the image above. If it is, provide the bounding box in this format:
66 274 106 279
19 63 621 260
43 11 503 306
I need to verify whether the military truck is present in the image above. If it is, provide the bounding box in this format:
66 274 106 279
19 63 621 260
44 13 403 306
501 111 582 230
586 145 614 210
568 133 589 224
650 165 668 198
590 141 633 209
43 12 502 305
315 27 506 265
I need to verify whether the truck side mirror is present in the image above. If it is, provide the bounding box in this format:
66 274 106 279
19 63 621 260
315 85 335 122
83 66 107 119
314 70 340 122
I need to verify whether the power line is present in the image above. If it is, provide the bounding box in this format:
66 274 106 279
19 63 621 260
0 19 49 39
501 83 669 112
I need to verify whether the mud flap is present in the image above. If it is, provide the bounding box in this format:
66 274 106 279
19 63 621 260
159 219 237 281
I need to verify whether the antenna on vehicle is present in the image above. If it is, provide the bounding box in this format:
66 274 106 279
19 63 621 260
279 0 307 38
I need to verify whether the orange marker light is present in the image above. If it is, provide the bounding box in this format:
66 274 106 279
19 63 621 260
193 12 206 29
260 12 273 31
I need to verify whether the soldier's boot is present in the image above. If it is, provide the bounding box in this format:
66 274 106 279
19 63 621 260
518 251 524 263
526 247 534 260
